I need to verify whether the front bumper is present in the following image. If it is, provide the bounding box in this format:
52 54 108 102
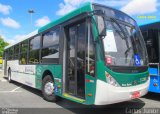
94 79 150 105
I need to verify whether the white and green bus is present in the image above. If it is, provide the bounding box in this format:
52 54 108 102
3 2 149 105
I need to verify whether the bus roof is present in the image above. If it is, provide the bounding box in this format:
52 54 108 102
139 20 160 27
5 2 93 49
139 21 160 31
5 30 38 49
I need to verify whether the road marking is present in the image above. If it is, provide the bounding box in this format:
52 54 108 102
11 86 22 92
0 91 22 93
0 86 22 93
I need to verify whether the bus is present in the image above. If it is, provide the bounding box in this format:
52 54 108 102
0 57 2 64
3 2 149 105
0 57 2 68
140 22 160 93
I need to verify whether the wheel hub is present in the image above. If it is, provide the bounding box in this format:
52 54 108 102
44 82 54 95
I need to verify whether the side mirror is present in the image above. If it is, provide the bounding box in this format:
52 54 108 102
97 16 106 37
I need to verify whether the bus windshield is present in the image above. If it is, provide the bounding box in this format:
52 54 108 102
103 18 148 66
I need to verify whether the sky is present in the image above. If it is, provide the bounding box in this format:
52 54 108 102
0 0 160 44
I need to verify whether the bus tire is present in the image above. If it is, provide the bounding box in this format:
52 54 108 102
8 69 12 83
42 75 58 102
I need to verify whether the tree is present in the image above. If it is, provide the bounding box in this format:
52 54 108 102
0 36 9 57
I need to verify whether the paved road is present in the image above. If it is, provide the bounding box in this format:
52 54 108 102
0 69 4 81
0 70 160 114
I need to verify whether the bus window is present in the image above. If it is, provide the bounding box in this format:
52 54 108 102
14 44 19 54
41 28 60 64
29 50 39 64
29 36 41 64
143 30 159 63
21 40 28 52
20 53 27 64
4 50 8 60
86 24 95 76
20 40 28 64
8 47 14 60
29 36 41 50
42 29 59 48
14 44 19 60
2 51 6 60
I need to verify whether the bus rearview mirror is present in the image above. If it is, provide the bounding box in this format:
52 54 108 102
97 16 106 37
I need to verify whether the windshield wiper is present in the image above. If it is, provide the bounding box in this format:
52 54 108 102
109 18 127 39
110 17 130 48
125 46 132 55
125 46 132 57
109 17 134 63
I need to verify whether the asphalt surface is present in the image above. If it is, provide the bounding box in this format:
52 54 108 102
0 70 160 114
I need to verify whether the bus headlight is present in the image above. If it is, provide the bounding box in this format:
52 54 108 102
105 72 120 87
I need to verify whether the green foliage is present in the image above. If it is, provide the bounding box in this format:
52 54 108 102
0 37 9 57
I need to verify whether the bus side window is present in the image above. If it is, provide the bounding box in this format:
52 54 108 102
29 35 41 64
86 24 95 76
20 40 28 65
4 50 8 60
144 30 159 63
13 44 19 60
41 28 60 64
8 47 14 60
2 50 6 60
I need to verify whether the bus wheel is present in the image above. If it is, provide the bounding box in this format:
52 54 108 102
42 75 58 102
8 69 12 83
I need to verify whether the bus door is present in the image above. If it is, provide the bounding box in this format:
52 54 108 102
65 21 86 99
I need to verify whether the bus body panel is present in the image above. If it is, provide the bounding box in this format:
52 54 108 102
7 60 36 88
6 60 63 93
106 68 149 87
94 79 149 105
149 67 160 93
35 65 62 95
85 74 96 105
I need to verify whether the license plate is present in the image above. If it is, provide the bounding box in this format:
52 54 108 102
131 91 140 99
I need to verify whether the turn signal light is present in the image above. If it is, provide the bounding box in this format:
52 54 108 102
88 93 92 97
